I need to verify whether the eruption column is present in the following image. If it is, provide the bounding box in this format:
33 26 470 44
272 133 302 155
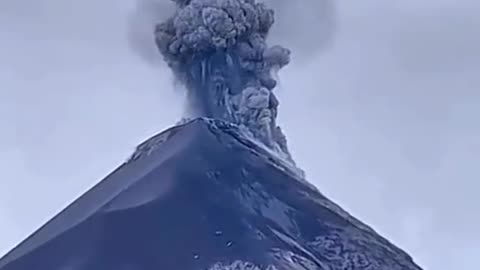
155 0 292 160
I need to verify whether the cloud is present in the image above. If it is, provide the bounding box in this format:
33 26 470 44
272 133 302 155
127 0 337 65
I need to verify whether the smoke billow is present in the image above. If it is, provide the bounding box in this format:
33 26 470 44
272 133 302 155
154 0 293 159
128 0 336 66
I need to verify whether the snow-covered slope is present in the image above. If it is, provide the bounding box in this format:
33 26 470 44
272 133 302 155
0 118 422 270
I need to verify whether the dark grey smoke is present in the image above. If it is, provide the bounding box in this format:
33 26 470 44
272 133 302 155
128 0 336 64
154 0 294 160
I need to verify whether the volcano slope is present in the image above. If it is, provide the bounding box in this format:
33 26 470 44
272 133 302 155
0 118 422 270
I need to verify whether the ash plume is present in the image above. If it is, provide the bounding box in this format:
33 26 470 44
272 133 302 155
128 0 336 66
154 0 293 160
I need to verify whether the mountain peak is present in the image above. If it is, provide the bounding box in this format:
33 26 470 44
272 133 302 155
0 118 422 270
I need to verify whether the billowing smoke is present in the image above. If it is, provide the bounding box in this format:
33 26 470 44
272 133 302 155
128 0 336 66
154 0 293 159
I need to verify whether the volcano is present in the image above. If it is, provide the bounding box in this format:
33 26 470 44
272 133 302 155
0 118 422 270
1 0 424 269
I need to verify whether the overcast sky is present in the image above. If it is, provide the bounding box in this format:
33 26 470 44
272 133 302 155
1 1 479 269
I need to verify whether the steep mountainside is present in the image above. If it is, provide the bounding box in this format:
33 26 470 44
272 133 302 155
0 118 422 270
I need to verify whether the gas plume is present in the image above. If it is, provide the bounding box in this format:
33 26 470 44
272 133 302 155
154 0 293 159
128 0 336 66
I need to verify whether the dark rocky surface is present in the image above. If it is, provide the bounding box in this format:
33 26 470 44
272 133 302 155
0 118 422 270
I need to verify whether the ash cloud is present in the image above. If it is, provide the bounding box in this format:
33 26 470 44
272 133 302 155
153 0 293 160
128 0 336 65
126 0 335 161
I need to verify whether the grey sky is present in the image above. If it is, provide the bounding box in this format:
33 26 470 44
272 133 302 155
0 1 479 269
